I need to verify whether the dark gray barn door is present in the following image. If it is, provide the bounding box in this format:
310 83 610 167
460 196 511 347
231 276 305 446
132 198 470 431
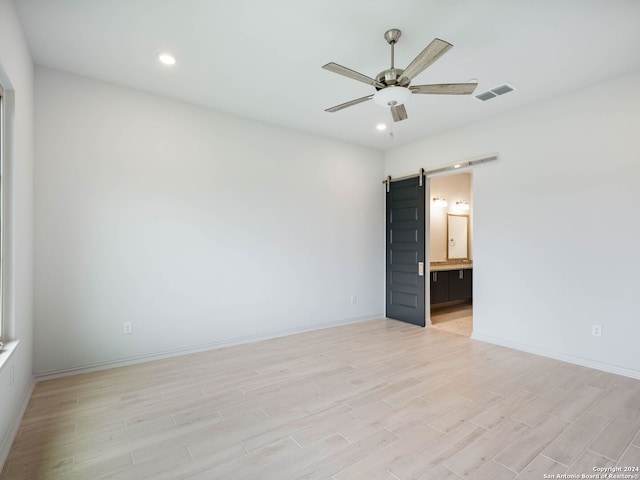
386 175 425 327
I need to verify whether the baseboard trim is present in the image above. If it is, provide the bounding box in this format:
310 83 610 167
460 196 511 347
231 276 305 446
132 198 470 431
35 314 384 381
471 332 640 380
0 377 35 471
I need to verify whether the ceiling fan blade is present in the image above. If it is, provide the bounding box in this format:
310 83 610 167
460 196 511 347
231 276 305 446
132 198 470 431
325 95 374 113
400 38 453 83
410 82 478 95
390 104 408 122
322 62 385 88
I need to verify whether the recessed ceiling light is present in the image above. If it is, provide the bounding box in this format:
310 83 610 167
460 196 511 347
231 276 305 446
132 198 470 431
376 123 387 131
158 53 177 66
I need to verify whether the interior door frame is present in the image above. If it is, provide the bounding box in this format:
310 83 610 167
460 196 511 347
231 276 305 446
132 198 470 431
425 168 475 327
424 178 431 325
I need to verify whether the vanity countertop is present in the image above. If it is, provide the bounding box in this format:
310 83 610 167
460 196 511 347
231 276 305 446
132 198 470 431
430 261 473 272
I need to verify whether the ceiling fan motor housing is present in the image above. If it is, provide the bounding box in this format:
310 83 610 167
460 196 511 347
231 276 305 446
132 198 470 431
375 68 410 88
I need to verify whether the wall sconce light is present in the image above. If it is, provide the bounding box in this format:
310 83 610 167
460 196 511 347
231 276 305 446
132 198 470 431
456 200 470 211
432 195 448 207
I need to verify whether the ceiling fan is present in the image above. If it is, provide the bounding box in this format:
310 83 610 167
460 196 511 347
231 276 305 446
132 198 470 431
323 29 478 122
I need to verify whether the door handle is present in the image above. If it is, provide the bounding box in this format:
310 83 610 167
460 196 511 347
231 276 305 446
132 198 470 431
459 269 463 279
418 262 424 276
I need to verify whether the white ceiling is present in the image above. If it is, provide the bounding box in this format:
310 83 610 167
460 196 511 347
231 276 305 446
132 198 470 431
15 0 640 151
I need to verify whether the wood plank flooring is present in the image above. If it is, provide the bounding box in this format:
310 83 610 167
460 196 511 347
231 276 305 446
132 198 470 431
2 318 640 479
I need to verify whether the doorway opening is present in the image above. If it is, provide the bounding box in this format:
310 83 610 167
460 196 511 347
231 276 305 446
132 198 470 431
428 171 473 336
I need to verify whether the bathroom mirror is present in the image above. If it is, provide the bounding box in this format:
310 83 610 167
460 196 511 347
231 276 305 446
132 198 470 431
447 214 469 260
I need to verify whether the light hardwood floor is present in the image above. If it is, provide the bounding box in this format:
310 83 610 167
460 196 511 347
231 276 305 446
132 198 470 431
2 319 640 479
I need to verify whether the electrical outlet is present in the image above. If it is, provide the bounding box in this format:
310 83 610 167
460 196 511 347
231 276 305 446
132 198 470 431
123 322 133 334
350 295 357 305
592 325 602 337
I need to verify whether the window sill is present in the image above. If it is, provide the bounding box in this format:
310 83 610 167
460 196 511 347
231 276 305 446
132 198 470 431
0 340 20 372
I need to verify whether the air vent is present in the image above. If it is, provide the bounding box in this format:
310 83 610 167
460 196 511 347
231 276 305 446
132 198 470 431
491 84 514 96
476 91 497 102
475 83 516 102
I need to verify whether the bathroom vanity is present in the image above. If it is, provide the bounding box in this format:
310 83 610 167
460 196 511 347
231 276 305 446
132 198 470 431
430 262 473 305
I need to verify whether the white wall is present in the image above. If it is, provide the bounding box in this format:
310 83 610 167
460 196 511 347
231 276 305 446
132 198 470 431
34 67 384 375
0 0 35 467
386 70 640 378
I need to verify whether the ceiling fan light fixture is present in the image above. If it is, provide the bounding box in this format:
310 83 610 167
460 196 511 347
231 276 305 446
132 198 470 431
373 86 412 108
